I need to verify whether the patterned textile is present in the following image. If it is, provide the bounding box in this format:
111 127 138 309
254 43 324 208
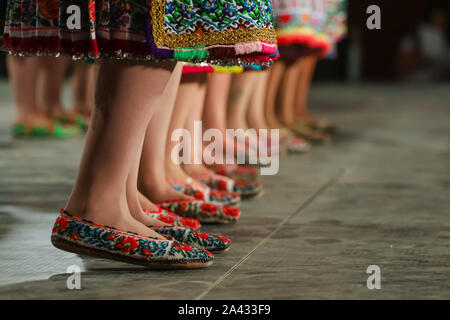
52 210 214 264
156 198 241 224
2 0 277 65
143 206 202 230
171 182 241 205
194 173 263 197
210 164 259 182
272 0 347 56
154 226 231 251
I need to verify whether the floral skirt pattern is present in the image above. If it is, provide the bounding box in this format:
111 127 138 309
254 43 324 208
273 0 347 57
2 0 278 65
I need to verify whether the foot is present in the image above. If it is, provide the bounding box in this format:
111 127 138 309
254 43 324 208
166 163 209 194
182 163 216 178
139 180 192 204
64 201 166 240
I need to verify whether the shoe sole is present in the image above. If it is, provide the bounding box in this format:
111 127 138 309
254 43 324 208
52 236 213 269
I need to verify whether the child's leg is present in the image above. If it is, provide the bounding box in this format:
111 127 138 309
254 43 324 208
65 60 177 238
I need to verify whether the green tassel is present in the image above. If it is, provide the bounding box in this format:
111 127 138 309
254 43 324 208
174 47 209 60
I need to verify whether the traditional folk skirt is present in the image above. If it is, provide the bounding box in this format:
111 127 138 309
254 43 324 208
273 0 347 59
1 0 278 66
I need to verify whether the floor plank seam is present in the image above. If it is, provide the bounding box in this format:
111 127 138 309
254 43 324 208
195 168 346 300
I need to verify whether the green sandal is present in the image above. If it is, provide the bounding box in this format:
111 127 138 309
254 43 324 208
12 123 79 139
56 114 89 132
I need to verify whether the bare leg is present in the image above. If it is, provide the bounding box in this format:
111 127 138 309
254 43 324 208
247 71 270 131
65 61 177 238
181 78 216 178
161 74 207 191
203 73 232 139
7 56 49 126
294 56 317 118
264 62 285 129
36 56 70 119
71 61 97 117
138 65 191 205
277 61 302 126
226 72 258 131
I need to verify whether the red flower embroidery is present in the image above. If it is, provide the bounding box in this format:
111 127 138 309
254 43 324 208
179 202 188 212
222 206 240 217
38 0 60 20
173 242 193 252
217 180 228 191
193 190 204 200
200 203 218 213
158 215 175 224
106 234 115 240
195 232 210 240
143 249 152 257
53 216 69 233
71 233 80 240
116 236 138 253
216 235 230 243
180 218 201 230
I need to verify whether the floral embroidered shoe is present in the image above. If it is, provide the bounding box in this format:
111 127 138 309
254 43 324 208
171 182 241 206
150 226 231 252
209 189 241 206
143 207 201 231
170 181 210 202
280 128 311 153
297 117 339 135
52 210 213 269
156 199 241 224
290 121 331 144
210 164 260 182
194 174 264 198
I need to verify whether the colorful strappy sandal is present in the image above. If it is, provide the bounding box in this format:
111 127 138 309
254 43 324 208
156 199 240 224
279 128 311 153
12 123 78 139
150 226 231 252
143 207 201 231
52 210 213 269
194 174 264 198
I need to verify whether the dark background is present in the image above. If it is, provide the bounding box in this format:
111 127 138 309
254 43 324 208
1 0 450 81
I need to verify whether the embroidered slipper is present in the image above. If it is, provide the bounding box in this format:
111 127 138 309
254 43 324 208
150 226 231 252
209 189 241 206
290 121 331 144
52 210 213 269
194 174 263 198
280 128 311 153
170 180 210 202
143 207 201 231
12 122 78 139
210 164 260 182
155 199 240 224
298 117 339 135
170 182 241 206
